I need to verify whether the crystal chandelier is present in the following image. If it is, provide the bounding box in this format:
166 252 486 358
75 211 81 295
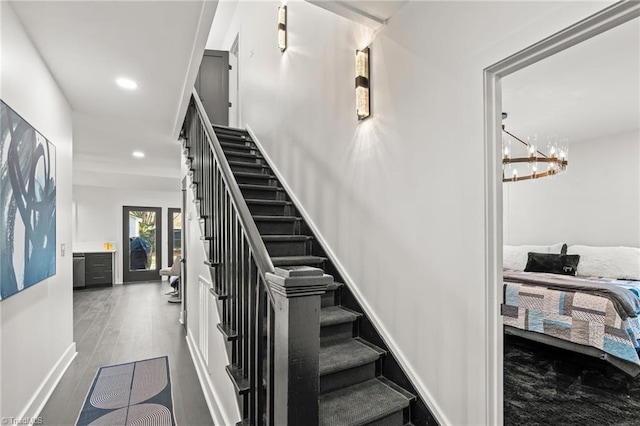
501 113 568 182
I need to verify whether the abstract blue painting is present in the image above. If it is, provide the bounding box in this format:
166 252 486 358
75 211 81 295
0 100 56 301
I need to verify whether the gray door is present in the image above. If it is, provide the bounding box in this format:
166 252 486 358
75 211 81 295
195 50 229 126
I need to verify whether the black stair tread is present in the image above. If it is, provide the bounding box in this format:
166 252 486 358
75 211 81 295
321 306 361 327
233 171 275 179
271 255 327 266
319 338 384 376
220 142 255 151
225 366 250 395
217 135 251 145
225 151 263 159
377 376 418 402
327 281 344 291
213 123 249 133
209 287 228 300
246 199 290 205
238 184 282 191
217 135 251 144
213 128 249 138
253 215 300 222
229 160 267 169
217 131 250 140
319 378 412 426
262 235 312 242
217 323 238 341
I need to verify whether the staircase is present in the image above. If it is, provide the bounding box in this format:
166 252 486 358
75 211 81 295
183 92 437 426
215 124 419 425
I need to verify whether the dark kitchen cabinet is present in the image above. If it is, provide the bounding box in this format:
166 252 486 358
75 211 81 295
73 252 114 288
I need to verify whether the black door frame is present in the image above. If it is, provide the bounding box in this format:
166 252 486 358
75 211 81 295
122 206 162 283
167 207 182 267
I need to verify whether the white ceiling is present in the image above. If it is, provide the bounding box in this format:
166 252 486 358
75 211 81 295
10 0 217 190
206 0 409 50
9 1 637 192
502 16 640 144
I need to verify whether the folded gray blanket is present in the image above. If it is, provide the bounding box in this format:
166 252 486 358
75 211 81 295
503 270 640 320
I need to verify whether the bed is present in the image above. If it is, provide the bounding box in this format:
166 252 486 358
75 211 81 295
502 244 640 376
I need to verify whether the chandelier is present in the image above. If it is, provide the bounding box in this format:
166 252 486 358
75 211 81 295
501 113 568 182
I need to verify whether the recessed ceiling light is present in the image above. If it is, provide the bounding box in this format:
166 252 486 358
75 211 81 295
132 151 145 158
117 78 138 90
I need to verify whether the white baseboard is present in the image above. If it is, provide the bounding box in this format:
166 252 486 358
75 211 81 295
246 125 450 426
186 329 235 426
17 342 77 424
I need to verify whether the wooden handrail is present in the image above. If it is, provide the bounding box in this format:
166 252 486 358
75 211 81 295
190 89 276 283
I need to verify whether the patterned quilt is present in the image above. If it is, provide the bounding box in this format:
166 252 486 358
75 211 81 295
503 276 640 368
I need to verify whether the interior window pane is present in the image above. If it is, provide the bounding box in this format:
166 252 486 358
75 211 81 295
172 212 182 262
128 210 157 271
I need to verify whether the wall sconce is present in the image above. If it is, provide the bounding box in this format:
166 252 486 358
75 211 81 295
355 47 370 120
278 5 287 52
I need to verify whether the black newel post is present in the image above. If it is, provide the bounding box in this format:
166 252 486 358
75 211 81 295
266 266 332 425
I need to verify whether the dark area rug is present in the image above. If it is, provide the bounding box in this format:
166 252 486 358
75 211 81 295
504 334 640 426
76 356 175 426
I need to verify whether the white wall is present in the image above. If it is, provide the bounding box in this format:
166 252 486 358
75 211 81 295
206 1 615 424
72 185 181 283
504 129 640 247
183 175 241 425
0 3 75 419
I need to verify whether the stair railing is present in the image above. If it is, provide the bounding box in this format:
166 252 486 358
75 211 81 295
184 89 329 425
183 89 276 425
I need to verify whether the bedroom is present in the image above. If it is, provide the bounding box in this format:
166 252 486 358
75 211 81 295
500 15 640 425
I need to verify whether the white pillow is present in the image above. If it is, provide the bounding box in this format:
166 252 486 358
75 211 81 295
567 245 640 280
503 243 564 271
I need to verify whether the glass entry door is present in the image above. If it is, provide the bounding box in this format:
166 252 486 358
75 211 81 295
168 208 182 267
122 206 162 282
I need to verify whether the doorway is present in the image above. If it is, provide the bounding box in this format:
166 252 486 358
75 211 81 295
484 3 640 424
195 50 230 126
229 34 240 128
122 206 162 283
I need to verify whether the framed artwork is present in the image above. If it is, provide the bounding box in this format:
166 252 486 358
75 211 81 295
0 100 57 300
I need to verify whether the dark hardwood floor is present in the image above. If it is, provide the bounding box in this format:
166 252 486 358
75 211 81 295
39 281 213 426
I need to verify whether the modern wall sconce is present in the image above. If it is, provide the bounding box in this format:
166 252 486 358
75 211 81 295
278 5 287 52
355 47 370 120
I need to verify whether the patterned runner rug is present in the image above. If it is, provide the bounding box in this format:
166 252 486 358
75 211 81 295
76 356 176 426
